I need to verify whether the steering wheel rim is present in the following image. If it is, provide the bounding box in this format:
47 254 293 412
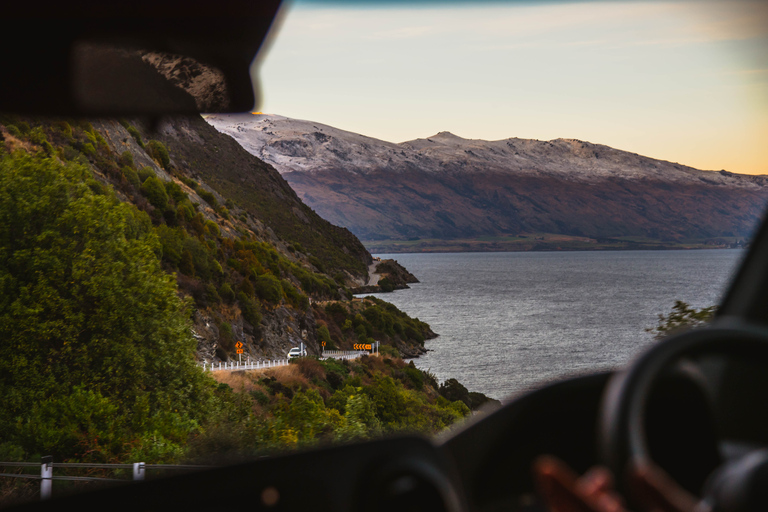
598 320 768 502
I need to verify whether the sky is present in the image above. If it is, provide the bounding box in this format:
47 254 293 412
254 0 768 175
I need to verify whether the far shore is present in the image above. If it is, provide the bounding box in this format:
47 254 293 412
361 233 748 254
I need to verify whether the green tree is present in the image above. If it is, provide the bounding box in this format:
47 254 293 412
647 300 717 340
0 152 215 462
140 176 169 210
146 140 170 169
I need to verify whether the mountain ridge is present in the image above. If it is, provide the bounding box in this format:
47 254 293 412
206 113 768 246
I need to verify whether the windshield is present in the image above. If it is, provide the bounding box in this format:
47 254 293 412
1 0 766 506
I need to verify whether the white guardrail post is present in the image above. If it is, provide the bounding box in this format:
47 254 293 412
40 456 52 500
133 462 145 481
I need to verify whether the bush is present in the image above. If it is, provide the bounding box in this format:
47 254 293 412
205 220 220 237
647 301 716 340
127 125 144 147
165 180 187 203
219 283 236 304
138 166 155 183
120 150 135 168
254 274 283 303
177 201 195 221
81 142 96 156
378 277 395 292
317 325 333 347
199 189 217 208
237 292 262 327
379 344 400 358
218 321 233 348
146 140 170 169
140 176 169 210
122 166 140 189
438 379 470 409
180 176 198 190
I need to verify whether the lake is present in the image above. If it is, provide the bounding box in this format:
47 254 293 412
362 250 744 400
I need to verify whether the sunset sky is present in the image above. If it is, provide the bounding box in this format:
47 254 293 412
256 0 768 175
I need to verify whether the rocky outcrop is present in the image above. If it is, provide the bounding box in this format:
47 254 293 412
351 258 419 294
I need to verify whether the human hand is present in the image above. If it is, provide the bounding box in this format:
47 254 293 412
533 455 701 512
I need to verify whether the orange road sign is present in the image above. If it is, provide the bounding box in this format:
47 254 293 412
235 341 243 349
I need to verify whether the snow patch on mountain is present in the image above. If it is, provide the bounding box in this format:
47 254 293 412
204 113 766 189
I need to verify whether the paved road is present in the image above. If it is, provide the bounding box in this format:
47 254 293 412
366 263 381 285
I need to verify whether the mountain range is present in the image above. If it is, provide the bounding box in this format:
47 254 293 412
206 113 768 251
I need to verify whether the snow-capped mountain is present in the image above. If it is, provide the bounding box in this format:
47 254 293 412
206 113 768 245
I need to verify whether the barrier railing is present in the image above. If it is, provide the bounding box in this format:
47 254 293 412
0 460 212 500
200 359 289 372
199 351 370 372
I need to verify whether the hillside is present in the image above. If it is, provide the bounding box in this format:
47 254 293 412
0 114 490 485
0 115 429 364
207 113 768 251
0 55 492 485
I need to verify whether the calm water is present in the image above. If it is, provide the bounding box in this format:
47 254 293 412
363 250 744 400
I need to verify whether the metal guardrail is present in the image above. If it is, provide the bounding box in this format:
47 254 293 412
201 359 290 372
321 350 369 360
0 460 213 500
200 351 370 372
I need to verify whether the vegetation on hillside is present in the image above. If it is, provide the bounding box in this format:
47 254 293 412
148 116 370 278
0 116 497 495
0 151 217 464
314 297 434 356
647 301 717 339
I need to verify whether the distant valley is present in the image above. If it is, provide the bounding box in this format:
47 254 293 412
207 113 768 252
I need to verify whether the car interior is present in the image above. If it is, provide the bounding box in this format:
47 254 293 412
4 1 768 511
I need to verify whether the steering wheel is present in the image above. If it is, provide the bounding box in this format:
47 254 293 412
598 321 768 512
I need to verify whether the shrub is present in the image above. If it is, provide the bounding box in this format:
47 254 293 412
254 274 283 303
250 390 269 406
156 225 184 267
138 166 155 183
378 277 395 292
146 140 170 169
317 325 332 347
237 292 262 327
647 301 716 340
165 181 187 203
14 121 30 134
28 127 47 145
188 212 205 235
81 142 96 156
205 284 221 305
6 125 21 138
179 250 195 276
140 176 169 210
205 220 220 237
177 201 195 221
120 151 135 168
439 379 471 409
239 279 255 297
218 321 233 348
180 176 198 190
219 283 236 304
199 189 217 208
379 344 400 358
127 125 144 147
122 166 140 189
53 120 73 137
